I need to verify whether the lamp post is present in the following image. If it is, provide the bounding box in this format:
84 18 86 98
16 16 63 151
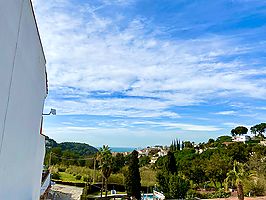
43 108 56 116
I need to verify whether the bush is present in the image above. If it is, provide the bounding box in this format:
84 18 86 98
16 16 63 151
58 167 66 172
109 173 124 184
76 175 82 180
168 175 190 199
186 189 198 199
52 172 60 180
83 176 90 182
244 177 266 196
208 189 230 198
185 189 230 199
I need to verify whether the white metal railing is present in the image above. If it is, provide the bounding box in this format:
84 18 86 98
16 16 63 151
40 173 51 196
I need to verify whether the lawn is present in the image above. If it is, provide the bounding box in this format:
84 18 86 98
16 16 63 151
51 165 158 187
58 172 85 183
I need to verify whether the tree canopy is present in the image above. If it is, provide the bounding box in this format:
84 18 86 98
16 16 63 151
231 126 248 136
250 123 266 138
125 150 141 200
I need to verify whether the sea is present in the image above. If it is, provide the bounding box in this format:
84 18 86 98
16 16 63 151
110 147 137 152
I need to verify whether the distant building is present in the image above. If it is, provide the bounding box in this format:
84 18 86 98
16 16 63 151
232 135 251 143
260 140 266 146
150 156 158 164
222 142 234 146
0 0 48 199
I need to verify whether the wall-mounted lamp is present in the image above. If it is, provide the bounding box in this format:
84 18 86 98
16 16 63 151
43 108 56 116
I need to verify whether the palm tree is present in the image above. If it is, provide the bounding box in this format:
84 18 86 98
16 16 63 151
98 145 113 197
225 161 246 200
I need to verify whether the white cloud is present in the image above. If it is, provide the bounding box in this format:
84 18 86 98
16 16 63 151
132 121 222 131
45 98 180 118
215 110 236 115
33 0 266 118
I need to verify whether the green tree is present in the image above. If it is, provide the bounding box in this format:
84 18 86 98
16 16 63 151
205 153 231 188
216 136 232 143
112 153 125 173
98 145 113 197
156 171 170 195
225 161 247 200
139 155 151 167
125 150 141 200
168 174 190 199
183 141 193 149
170 139 181 152
165 151 177 174
250 123 266 138
189 158 207 186
231 126 248 136
226 142 250 163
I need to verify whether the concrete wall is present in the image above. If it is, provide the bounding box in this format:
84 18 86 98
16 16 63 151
0 0 47 199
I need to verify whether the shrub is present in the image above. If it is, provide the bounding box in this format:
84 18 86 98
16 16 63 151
52 172 60 180
244 177 266 196
168 175 190 199
208 189 230 198
83 176 90 182
58 167 66 172
76 175 82 180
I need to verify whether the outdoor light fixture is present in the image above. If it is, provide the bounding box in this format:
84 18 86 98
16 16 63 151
43 108 56 116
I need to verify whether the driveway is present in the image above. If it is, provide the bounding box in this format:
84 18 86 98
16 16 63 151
48 184 83 200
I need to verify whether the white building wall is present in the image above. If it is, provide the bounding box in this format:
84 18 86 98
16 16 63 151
0 0 47 199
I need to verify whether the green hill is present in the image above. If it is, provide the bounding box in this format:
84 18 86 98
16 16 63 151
45 136 98 156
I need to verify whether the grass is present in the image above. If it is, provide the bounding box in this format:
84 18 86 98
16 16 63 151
140 167 157 187
59 172 85 183
50 165 158 187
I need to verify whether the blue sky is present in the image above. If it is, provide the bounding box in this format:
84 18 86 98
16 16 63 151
33 0 266 147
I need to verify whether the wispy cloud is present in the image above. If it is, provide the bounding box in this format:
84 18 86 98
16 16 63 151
215 110 237 115
33 0 266 145
34 0 266 112
132 121 222 131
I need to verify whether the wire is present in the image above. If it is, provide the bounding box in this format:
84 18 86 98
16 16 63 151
50 152 95 161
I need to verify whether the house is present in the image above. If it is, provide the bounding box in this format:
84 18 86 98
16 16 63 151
0 0 48 199
260 140 266 146
232 135 251 143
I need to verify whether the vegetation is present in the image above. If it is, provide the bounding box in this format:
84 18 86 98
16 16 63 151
225 161 246 200
251 123 266 138
44 136 98 167
155 123 266 199
97 145 113 197
231 126 248 136
125 150 141 200
46 122 266 199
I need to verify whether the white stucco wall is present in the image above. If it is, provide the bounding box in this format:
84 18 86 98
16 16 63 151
0 0 47 199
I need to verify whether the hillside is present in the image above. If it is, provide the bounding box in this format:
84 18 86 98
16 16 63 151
45 136 98 156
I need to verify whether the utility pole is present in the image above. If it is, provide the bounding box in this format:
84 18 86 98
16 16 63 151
48 151 52 169
93 157 96 184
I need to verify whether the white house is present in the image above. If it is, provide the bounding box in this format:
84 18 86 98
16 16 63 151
0 0 48 199
232 135 251 143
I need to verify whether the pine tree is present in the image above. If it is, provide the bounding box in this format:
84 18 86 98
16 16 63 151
125 150 141 200
178 139 181 151
165 151 177 174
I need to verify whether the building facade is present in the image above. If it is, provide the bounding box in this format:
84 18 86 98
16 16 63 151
0 0 47 199
232 135 251 142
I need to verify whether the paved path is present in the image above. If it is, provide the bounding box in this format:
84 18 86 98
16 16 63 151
48 184 83 200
